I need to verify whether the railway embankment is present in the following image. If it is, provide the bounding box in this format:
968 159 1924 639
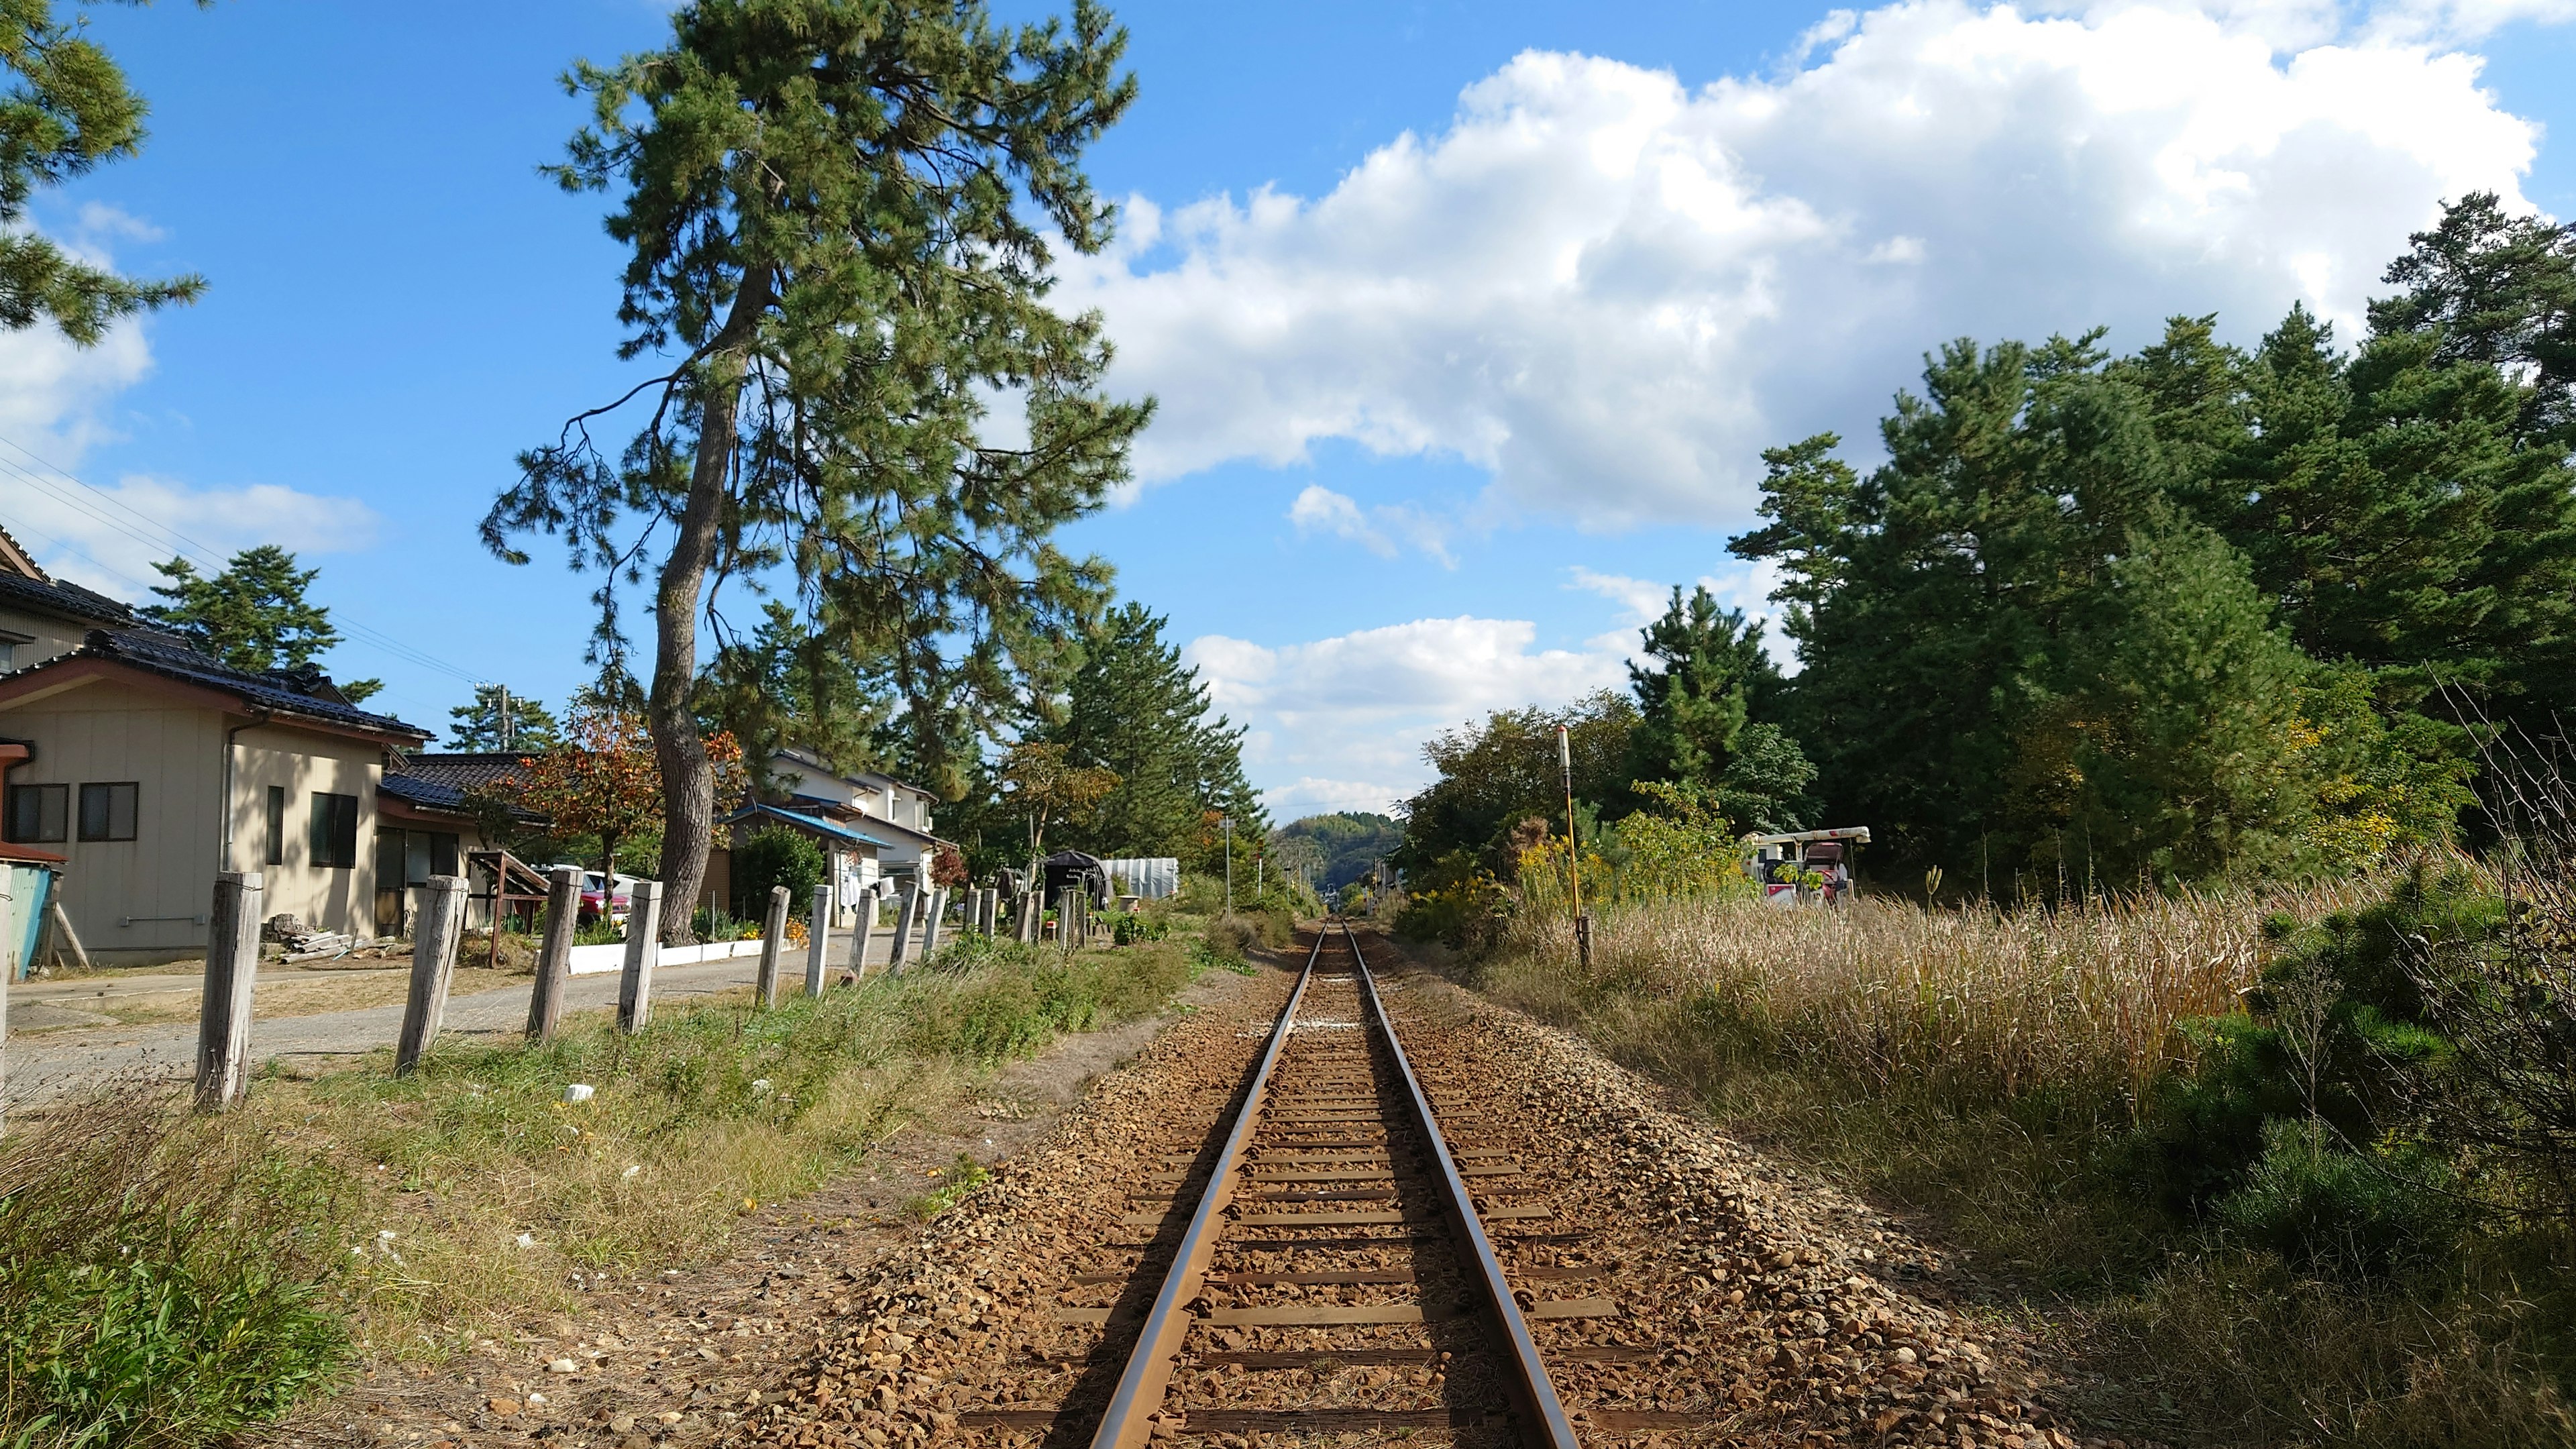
741 924 2100 1449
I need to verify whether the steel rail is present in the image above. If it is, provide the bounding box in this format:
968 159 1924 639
1087 924 1329 1449
1348 920 1583 1449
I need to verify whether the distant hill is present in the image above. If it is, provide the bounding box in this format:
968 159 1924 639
1272 811 1405 893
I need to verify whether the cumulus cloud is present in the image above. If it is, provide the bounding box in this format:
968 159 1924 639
1285 484 1460 564
1187 614 1631 816
1064 0 2548 527
7 470 382 598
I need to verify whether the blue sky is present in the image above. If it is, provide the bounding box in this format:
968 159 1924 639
4 0 2572 819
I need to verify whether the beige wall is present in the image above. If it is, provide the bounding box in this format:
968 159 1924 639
0 676 225 957
226 724 384 939
0 679 391 958
0 604 97 675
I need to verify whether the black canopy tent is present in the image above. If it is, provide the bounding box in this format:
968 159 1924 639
1038 850 1111 910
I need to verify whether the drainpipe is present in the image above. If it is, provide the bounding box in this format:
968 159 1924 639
221 710 272 872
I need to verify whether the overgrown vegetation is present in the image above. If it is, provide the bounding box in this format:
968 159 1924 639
1477 854 2576 1446
0 934 1210 1448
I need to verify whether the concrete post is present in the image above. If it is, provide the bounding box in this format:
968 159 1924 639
756 885 792 1009
887 883 919 973
920 888 948 959
1057 888 1075 955
526 865 580 1041
803 883 833 998
847 886 879 981
616 880 663 1033
394 875 468 1076
195 870 264 1110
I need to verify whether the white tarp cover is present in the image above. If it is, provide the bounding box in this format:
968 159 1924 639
1095 857 1179 899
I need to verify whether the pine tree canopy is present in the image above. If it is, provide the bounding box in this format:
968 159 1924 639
1624 584 1813 833
482 0 1149 938
0 0 203 343
447 685 562 752
142 545 383 704
1046 602 1260 864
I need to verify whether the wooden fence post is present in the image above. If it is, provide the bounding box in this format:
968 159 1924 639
1022 882 1042 943
526 866 580 1041
756 885 791 1008
394 874 467 1076
887 883 918 973
195 870 264 1110
803 884 833 998
847 887 878 981
616 880 663 1033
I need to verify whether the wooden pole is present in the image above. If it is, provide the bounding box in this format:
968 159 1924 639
803 883 833 997
526 865 580 1041
195 870 264 1110
616 879 663 1034
887 882 919 973
394 874 467 1076
46 896 88 971
756 884 790 1008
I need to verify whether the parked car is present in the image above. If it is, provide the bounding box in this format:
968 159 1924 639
551 866 638 926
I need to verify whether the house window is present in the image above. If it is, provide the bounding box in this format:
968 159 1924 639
5 782 66 843
264 785 286 866
77 782 138 842
309 791 360 869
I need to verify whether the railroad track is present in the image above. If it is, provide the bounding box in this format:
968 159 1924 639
961 920 1658 1445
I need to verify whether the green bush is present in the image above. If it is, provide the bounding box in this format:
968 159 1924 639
2216 1118 2461 1274
733 826 826 914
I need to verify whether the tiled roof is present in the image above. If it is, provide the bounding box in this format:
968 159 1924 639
0 568 134 631
27 627 430 740
382 753 547 820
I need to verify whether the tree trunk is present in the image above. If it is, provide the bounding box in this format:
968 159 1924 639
650 265 775 945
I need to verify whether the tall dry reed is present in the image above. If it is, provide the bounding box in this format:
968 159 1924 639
1497 881 2378 1112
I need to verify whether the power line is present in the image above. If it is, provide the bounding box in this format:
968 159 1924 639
0 431 482 686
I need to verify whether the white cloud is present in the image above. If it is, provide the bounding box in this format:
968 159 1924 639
3 471 382 600
1188 614 1631 817
0 211 384 604
1285 484 1461 564
1066 0 2548 529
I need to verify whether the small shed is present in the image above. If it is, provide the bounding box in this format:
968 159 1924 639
1038 849 1112 910
1094 857 1179 900
1 841 62 980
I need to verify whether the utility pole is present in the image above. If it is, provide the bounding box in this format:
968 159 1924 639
497 684 511 753
1560 724 1589 969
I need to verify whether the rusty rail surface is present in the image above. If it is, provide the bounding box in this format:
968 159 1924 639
1087 920 1581 1448
1346 920 1580 1449
1087 924 1326 1448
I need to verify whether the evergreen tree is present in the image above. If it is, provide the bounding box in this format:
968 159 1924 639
142 545 383 702
447 685 561 752
1048 602 1257 863
700 602 888 788
2368 191 2576 451
0 0 203 342
1624 583 1813 832
484 0 1149 939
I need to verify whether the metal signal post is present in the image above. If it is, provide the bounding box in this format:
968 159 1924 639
1559 724 1589 968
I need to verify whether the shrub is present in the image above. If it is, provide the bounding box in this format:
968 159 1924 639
733 826 826 914
0 1102 351 1448
2216 1118 2461 1274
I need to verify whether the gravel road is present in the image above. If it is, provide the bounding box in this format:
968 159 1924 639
4 953 777 1106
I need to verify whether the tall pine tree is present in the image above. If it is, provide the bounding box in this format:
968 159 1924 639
1623 584 1812 832
483 1 1150 937
1047 602 1261 865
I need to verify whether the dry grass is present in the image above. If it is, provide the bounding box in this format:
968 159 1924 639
1474 883 2576 1448
1497 883 2377 1113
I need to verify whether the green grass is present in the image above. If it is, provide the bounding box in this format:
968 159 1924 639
0 931 1216 1448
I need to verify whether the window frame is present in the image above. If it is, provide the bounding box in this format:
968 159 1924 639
5 782 67 843
76 782 138 843
309 791 360 870
264 784 286 867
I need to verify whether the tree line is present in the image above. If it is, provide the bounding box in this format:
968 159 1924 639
1405 195 2576 898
